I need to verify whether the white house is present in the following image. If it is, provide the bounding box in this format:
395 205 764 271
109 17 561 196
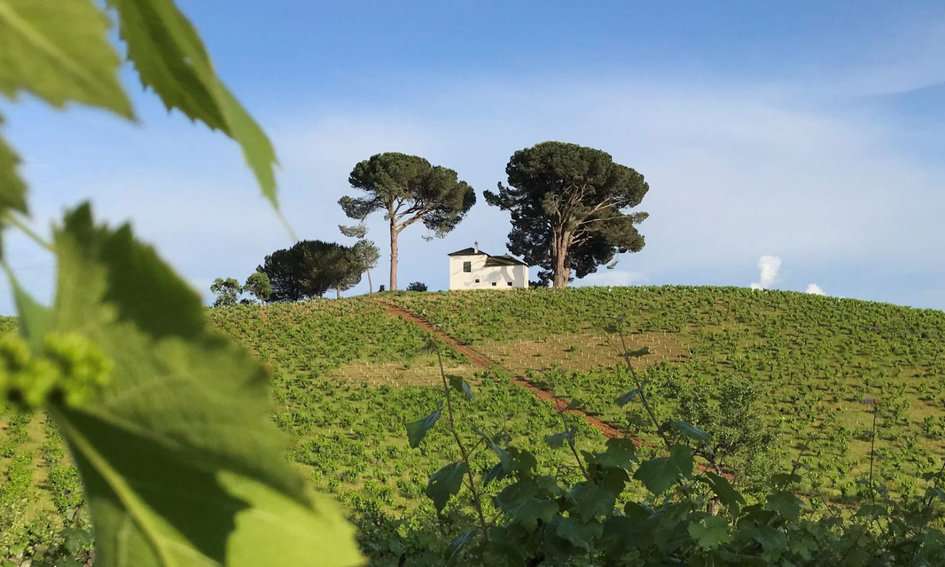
448 244 529 290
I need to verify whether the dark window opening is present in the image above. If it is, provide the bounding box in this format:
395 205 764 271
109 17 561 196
491 282 497 286
474 278 480 283
462 261 471 273
507 281 513 286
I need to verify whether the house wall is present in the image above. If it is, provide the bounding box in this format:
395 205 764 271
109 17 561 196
448 255 528 290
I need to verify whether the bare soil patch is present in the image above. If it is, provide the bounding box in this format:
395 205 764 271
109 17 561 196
326 357 479 387
478 332 688 373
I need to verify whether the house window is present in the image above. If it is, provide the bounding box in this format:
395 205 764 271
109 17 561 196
507 281 513 287
474 278 480 283
462 261 471 273
491 282 497 286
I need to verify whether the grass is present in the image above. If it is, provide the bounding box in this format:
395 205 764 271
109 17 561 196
3 287 945 561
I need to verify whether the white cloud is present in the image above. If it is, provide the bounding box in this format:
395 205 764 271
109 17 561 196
805 283 826 295
750 256 782 290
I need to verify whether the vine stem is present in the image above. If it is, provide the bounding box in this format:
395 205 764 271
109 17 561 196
617 328 670 450
560 415 589 480
615 323 694 500
436 348 490 539
3 211 53 252
867 398 879 501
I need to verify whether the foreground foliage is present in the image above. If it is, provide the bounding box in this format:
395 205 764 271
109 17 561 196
408 346 945 565
1 0 360 565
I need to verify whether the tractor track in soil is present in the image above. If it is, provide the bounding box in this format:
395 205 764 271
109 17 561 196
378 300 627 440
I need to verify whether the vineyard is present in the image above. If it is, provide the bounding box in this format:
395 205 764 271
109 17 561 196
3 287 945 564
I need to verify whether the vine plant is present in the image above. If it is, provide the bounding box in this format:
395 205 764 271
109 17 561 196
1 1 359 565
404 325 945 565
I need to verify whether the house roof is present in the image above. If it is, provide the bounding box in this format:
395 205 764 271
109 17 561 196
449 246 528 266
485 255 528 267
448 247 487 256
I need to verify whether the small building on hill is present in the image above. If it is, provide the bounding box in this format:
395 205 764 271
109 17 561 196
448 244 529 290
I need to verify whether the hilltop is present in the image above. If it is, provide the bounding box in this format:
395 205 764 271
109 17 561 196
3 286 945 562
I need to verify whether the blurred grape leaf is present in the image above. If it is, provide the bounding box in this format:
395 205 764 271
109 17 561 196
0 120 27 217
107 0 279 208
0 0 132 116
38 204 361 567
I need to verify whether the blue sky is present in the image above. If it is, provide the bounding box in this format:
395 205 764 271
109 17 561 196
2 1 945 312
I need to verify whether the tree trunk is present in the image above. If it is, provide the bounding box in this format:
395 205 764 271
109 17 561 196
389 222 399 291
552 230 571 289
367 270 373 294
335 288 340 299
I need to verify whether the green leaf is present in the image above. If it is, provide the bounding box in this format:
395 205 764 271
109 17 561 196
426 461 467 512
0 121 27 217
669 420 710 443
448 374 473 401
770 472 802 487
406 407 441 448
62 527 93 556
555 517 602 551
500 496 557 531
45 204 361 567
688 516 730 549
475 428 510 470
751 525 787 553
571 482 617 521
591 438 637 470
106 0 278 208
495 477 560 530
703 472 745 514
615 388 640 406
764 490 802 521
633 445 693 495
0 0 133 116
446 529 474 565
507 446 538 477
482 462 506 487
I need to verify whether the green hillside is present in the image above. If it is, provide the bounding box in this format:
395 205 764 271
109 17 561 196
3 287 945 563
390 287 945 494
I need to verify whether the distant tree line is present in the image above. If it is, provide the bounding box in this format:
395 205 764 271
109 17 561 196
210 271 272 307
211 237 379 305
258 238 379 301
213 140 650 303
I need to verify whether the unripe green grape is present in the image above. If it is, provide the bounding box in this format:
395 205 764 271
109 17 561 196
12 357 62 408
0 332 112 409
43 332 113 407
0 333 31 371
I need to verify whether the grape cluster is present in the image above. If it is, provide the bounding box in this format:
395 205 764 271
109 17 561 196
0 332 112 408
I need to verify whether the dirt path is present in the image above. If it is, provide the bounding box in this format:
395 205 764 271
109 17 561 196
378 300 627 439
